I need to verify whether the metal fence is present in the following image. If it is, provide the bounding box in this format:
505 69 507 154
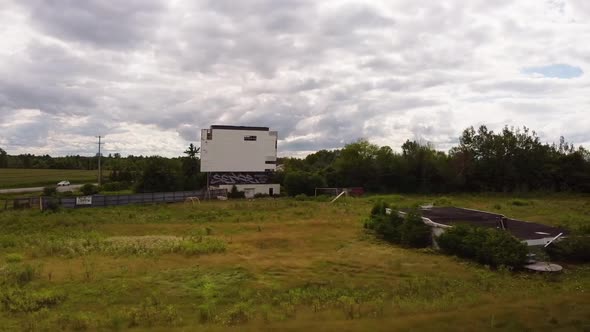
1 189 227 211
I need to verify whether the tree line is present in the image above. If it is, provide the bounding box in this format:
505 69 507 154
279 125 590 194
2 125 589 194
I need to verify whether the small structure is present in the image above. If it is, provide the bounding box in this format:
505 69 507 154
524 261 563 272
200 125 280 198
415 207 567 247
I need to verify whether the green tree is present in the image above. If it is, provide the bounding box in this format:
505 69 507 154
333 139 379 189
283 171 326 196
181 143 205 190
135 157 182 193
0 147 7 168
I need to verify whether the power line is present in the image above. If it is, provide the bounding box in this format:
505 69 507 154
96 136 103 186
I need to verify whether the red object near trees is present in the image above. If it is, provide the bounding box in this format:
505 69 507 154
348 187 364 196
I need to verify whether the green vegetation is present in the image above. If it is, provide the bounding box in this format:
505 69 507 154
278 126 590 195
79 183 100 196
4 124 590 196
546 235 590 263
365 202 432 248
0 169 97 189
0 194 588 330
437 225 528 268
42 186 57 196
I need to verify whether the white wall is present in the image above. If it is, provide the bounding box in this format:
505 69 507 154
215 184 280 198
201 128 277 172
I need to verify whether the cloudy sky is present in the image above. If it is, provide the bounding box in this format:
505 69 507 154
0 0 589 157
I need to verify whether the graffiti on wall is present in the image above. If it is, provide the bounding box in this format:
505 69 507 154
210 172 270 185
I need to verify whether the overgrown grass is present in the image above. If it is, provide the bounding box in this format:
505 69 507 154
0 194 588 330
0 168 100 189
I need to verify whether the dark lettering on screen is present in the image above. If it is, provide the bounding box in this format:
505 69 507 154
210 172 270 185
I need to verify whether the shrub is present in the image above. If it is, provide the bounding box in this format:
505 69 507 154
366 203 430 248
80 184 99 196
400 210 432 248
101 181 131 192
437 225 528 268
0 263 39 286
43 186 57 196
43 199 60 213
5 253 23 264
370 201 389 216
545 236 590 262
228 185 245 199
0 288 65 312
294 194 308 201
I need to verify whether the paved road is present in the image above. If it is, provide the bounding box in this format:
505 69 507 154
0 184 87 194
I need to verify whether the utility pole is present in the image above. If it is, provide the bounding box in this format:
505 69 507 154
96 136 103 186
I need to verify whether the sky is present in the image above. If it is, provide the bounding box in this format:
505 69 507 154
0 0 589 158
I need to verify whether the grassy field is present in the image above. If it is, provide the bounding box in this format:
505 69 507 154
0 194 589 331
0 169 98 189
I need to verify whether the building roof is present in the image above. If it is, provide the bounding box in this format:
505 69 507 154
210 125 270 131
419 207 567 241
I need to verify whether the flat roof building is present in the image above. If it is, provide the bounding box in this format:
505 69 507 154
200 125 277 173
200 125 279 197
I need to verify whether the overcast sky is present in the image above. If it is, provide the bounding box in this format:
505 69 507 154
0 0 589 157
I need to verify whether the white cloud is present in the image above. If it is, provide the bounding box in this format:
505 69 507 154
0 0 589 157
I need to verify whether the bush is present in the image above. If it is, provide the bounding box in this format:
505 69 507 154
0 263 39 286
437 225 528 268
365 203 430 248
5 253 23 264
545 236 590 262
43 186 57 196
294 194 308 201
366 214 403 243
228 185 245 199
0 287 65 312
80 184 99 196
43 199 60 213
101 181 131 192
370 201 389 216
400 210 432 248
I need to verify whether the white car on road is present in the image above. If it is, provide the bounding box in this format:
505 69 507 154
57 180 71 186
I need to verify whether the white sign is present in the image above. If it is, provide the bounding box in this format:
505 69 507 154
76 196 93 205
